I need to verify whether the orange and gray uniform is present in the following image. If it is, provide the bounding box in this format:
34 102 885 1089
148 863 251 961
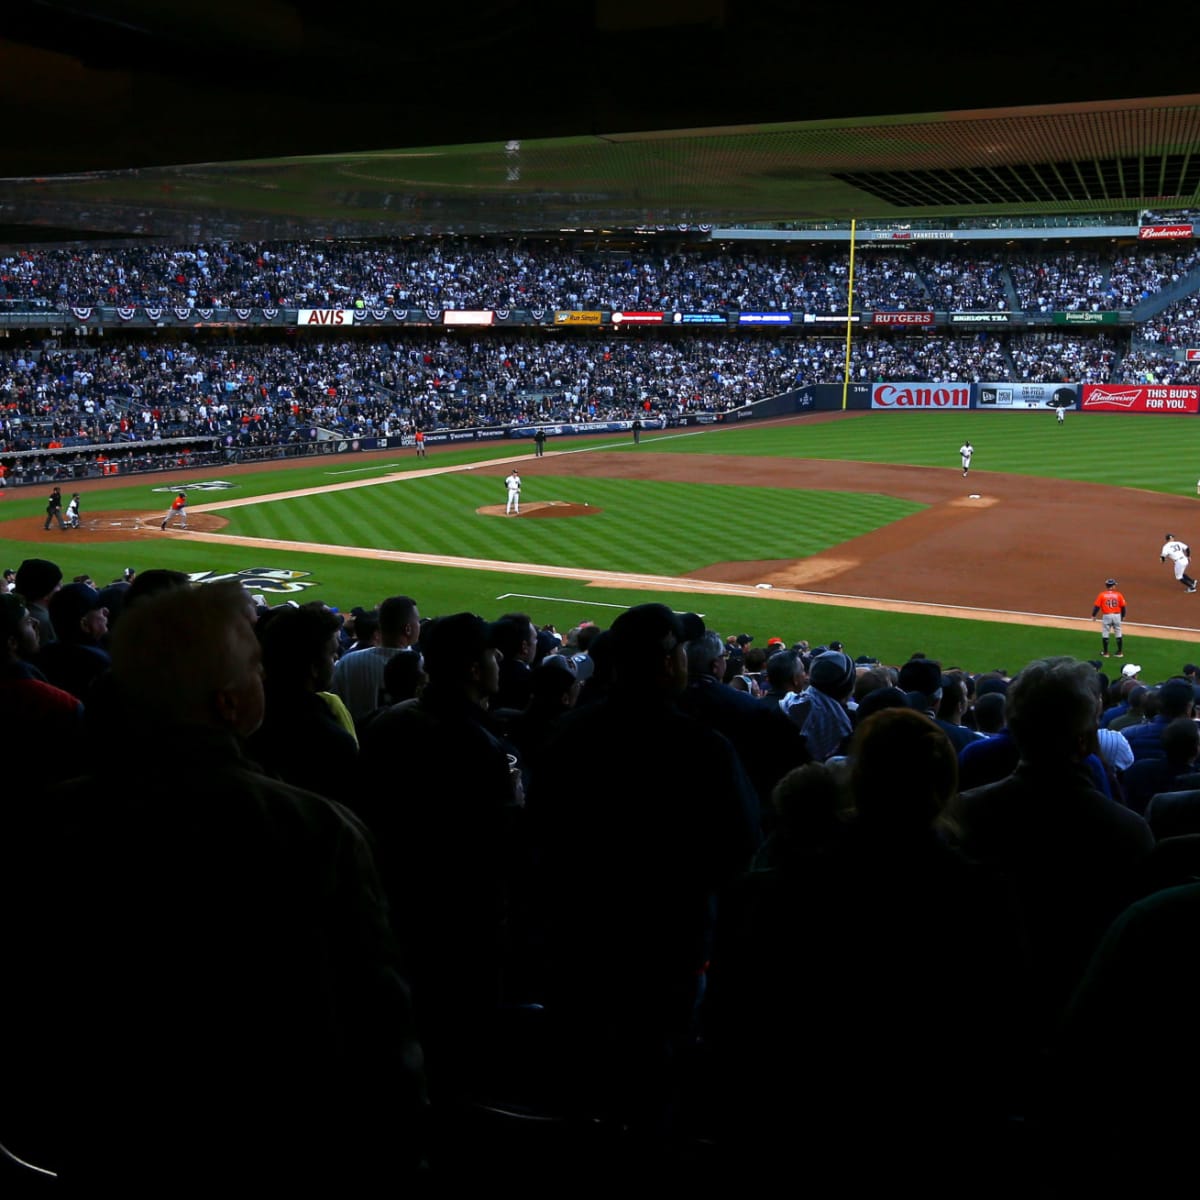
1092 588 1126 639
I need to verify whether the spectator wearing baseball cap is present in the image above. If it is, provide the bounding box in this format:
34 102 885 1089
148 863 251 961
1125 678 1196 762
38 583 111 703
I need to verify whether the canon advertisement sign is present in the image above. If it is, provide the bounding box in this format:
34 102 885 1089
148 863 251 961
872 384 970 409
1081 384 1200 413
1138 225 1194 240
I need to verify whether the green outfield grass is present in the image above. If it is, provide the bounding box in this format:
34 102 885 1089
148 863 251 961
640 411 1200 495
4 410 1199 676
217 477 922 576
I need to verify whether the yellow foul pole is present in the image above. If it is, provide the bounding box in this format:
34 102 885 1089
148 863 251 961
841 218 857 410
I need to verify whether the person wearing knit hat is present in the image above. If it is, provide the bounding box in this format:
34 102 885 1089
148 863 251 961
791 650 856 761
14 557 63 646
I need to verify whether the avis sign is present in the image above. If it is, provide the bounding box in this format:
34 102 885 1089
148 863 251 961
871 383 970 409
297 309 352 325
1081 384 1200 413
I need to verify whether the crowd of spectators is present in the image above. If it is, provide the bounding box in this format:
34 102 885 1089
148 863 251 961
915 249 1009 310
1115 348 1200 384
1137 291 1200 348
6 564 1198 1189
7 320 1200 463
1009 249 1113 313
5 232 1200 462
1106 246 1200 308
2 237 1200 316
1007 332 1119 382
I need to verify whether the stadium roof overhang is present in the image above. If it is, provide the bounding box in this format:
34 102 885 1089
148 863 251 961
2 4 1199 244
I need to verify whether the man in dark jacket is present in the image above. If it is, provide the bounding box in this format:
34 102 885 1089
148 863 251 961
531 604 759 1130
8 581 426 1191
953 656 1153 1033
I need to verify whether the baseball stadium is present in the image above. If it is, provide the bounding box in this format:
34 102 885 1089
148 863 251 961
5 6 1200 1194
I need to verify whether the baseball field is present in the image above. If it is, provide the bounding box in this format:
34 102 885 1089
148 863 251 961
4 409 1200 678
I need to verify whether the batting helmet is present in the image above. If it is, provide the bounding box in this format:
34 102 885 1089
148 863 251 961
1106 578 1117 587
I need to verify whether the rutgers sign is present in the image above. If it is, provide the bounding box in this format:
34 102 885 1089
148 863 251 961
1082 384 1200 413
872 383 970 409
872 311 934 326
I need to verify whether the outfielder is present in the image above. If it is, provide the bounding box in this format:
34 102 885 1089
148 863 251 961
959 441 973 476
1160 533 1197 592
1056 406 1065 425
1092 578 1127 657
505 470 522 515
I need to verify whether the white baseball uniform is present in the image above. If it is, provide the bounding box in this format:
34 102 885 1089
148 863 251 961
1161 539 1191 582
505 472 521 514
959 443 973 475
1056 406 1065 424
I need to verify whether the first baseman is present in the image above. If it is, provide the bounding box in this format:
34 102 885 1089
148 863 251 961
1160 533 1197 592
959 441 973 476
1092 578 1127 657
505 470 522 515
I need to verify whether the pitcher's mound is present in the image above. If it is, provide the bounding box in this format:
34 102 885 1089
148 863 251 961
477 501 602 519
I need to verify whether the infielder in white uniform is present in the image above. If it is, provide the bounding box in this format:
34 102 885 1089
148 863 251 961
505 470 522 515
1160 533 1197 592
959 441 973 477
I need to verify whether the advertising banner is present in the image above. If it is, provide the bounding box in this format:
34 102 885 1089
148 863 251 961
554 310 603 326
871 383 970 409
297 309 353 326
803 314 860 323
1053 311 1120 325
672 312 727 324
977 382 1078 409
442 310 495 325
737 312 792 324
610 311 664 324
1082 384 1200 413
1084 388 1195 417
1139 225 1193 240
1187 349 1200 361
949 312 1011 324
872 311 934 326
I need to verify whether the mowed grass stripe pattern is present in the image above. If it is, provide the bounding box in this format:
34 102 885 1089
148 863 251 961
638 412 1199 494
218 476 924 575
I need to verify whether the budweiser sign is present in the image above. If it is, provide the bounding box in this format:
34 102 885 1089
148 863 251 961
872 311 934 326
872 383 970 409
1138 224 1193 240
1082 384 1200 413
